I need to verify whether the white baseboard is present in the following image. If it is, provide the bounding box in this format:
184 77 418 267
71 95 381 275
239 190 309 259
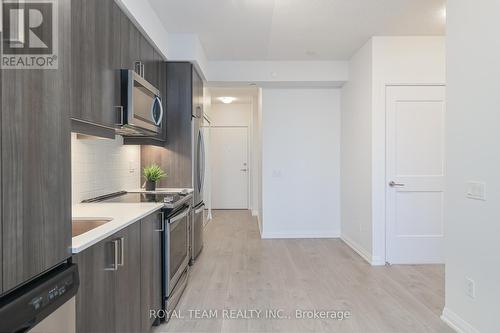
341 234 385 266
441 308 479 333
251 210 259 217
261 230 340 239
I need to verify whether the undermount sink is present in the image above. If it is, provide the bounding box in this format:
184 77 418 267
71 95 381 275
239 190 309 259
72 218 113 237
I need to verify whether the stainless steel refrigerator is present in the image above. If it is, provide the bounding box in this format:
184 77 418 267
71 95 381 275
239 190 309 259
191 106 205 262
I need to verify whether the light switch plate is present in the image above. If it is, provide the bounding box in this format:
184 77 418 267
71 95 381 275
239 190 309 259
466 182 486 201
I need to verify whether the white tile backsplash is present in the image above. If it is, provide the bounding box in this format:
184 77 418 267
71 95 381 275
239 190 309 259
71 133 141 203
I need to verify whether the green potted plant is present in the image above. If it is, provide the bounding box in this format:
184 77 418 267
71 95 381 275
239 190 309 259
143 164 167 191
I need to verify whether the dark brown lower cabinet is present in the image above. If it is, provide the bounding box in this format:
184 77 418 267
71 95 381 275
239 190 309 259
74 235 116 333
140 212 163 331
75 213 161 333
115 223 142 333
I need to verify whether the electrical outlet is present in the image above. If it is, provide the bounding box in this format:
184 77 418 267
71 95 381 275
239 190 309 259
465 277 476 299
128 161 135 173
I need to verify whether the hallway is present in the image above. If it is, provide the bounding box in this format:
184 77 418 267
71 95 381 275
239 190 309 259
155 210 451 333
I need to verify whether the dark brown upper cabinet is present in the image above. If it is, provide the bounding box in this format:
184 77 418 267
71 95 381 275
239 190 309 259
1 0 72 294
140 36 159 88
119 8 141 72
140 62 204 188
71 0 121 137
71 0 165 141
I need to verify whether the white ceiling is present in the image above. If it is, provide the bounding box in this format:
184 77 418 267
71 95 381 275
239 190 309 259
148 0 446 61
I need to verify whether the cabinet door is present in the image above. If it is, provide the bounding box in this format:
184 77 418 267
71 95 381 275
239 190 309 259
1 0 71 292
115 223 142 333
140 212 163 332
71 0 119 127
140 37 158 87
120 12 142 71
74 237 117 333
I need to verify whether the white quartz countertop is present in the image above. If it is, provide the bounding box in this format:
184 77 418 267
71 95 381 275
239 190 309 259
71 202 164 254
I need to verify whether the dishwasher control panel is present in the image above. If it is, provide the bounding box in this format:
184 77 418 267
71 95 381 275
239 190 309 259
0 263 79 332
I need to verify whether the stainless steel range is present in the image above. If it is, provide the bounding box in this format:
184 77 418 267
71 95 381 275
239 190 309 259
82 190 192 319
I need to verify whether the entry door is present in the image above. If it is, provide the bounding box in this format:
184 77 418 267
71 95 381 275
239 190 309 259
386 85 445 264
211 127 249 209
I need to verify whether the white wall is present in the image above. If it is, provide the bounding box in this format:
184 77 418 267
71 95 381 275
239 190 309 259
251 94 261 218
261 88 341 238
257 89 263 233
210 103 251 127
340 39 374 262
442 2 500 332
71 134 141 204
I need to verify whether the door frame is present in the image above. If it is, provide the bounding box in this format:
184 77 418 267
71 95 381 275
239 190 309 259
210 125 251 209
384 83 446 264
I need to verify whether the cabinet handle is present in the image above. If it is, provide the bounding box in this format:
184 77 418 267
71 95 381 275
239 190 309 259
155 211 165 232
105 239 119 271
115 106 124 126
134 61 144 77
117 237 125 267
134 61 145 78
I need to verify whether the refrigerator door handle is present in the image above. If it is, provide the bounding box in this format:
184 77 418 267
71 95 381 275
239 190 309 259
197 130 203 193
200 129 206 193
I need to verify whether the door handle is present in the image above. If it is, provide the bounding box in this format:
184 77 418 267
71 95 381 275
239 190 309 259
389 181 405 187
155 211 165 232
115 106 124 126
117 237 125 267
240 169 248 172
105 239 120 271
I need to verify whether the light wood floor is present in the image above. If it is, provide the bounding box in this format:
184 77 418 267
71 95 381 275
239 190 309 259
154 210 452 333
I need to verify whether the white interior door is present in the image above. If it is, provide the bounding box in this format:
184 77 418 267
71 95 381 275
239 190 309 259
386 85 446 264
211 127 249 209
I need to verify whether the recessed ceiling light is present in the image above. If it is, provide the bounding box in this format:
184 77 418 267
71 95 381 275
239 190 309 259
219 97 236 104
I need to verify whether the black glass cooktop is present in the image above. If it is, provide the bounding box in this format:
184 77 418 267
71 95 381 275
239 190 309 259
82 191 192 209
101 192 181 204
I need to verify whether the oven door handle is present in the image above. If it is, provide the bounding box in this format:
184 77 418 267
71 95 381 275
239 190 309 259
169 207 190 230
194 204 205 215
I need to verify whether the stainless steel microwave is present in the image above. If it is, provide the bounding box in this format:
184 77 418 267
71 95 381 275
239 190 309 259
116 70 163 136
